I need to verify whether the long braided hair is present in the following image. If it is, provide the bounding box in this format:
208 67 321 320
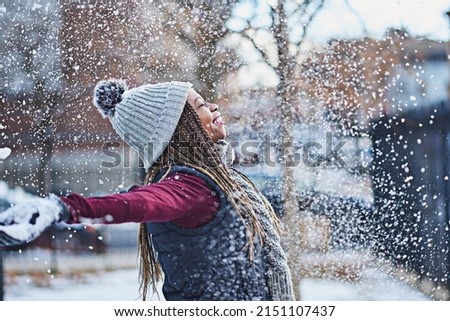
137 102 282 300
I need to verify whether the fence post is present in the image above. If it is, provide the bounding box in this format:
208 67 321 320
0 248 4 301
443 110 450 291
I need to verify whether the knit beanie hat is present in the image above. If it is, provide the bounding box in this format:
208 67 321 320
93 79 192 169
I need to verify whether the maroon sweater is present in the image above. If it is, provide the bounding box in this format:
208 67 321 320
61 172 220 228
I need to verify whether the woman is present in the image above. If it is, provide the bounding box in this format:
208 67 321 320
0 79 295 301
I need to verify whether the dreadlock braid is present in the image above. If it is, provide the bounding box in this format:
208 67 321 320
138 102 282 300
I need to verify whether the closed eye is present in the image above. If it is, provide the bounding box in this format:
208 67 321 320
194 96 206 109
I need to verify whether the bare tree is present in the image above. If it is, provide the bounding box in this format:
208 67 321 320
129 1 241 100
230 0 326 299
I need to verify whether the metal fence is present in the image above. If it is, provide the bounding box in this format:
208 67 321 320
371 100 450 291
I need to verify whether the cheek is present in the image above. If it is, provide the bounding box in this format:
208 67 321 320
196 110 212 129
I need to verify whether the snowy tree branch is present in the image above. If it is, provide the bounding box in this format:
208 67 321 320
293 0 325 48
156 3 197 50
241 30 277 70
343 0 368 36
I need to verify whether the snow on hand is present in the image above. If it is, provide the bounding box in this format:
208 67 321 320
0 195 63 243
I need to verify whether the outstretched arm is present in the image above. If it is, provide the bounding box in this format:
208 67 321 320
0 172 220 246
62 172 219 227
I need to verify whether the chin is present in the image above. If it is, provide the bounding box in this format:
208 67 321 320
211 127 226 142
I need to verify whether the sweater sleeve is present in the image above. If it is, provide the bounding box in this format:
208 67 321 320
61 172 220 229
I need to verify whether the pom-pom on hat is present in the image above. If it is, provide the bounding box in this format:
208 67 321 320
93 79 192 169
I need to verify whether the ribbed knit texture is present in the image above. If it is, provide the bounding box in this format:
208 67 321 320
215 141 296 300
108 81 192 169
225 169 294 300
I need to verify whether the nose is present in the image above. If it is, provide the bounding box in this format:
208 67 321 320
208 103 219 113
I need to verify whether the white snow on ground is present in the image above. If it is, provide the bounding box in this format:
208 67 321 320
4 265 430 301
5 269 144 301
300 268 430 301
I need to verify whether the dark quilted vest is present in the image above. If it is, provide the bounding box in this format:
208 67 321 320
146 165 270 300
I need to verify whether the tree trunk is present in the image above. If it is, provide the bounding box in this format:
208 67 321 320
37 127 54 197
0 249 4 301
274 3 301 300
33 92 58 197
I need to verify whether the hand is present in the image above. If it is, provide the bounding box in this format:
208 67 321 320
0 194 70 246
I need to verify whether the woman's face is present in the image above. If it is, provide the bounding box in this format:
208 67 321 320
187 89 226 142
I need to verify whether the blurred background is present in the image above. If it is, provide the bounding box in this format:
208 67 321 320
0 0 449 301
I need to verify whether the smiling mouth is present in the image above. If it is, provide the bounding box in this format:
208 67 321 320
213 115 224 126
